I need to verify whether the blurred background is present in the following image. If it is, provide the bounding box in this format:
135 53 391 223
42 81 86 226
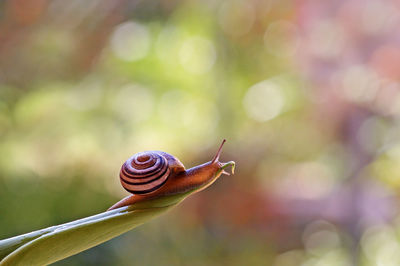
1 0 400 265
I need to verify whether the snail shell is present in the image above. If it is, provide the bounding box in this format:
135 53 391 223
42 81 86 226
120 152 170 194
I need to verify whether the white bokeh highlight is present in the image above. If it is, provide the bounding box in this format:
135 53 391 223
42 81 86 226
111 21 151 61
243 79 285 122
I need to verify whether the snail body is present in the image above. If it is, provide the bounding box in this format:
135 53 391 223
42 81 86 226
108 140 235 210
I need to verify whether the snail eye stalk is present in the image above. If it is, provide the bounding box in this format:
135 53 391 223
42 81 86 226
211 139 226 163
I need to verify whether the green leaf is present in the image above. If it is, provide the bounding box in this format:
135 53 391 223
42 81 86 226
0 193 188 266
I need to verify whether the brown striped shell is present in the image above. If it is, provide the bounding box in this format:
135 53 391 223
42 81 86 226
120 151 172 194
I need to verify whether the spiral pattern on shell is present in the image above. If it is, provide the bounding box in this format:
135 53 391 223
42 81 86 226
120 151 170 194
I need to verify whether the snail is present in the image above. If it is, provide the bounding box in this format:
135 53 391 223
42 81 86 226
108 139 235 210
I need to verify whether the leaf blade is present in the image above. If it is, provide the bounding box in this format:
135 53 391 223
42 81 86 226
0 205 173 266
